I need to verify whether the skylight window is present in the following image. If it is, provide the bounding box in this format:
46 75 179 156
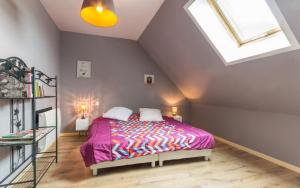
185 0 299 65
209 0 281 46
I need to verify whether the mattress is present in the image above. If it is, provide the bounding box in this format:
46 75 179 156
80 114 215 167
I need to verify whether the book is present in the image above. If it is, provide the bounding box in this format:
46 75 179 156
27 68 32 98
39 86 42 97
1 134 28 139
0 135 32 141
41 84 45 97
34 80 40 97
0 128 48 142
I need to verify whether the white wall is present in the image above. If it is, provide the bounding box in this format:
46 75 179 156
0 0 60 183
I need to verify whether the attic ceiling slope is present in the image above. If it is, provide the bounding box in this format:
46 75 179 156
139 0 300 115
40 0 165 40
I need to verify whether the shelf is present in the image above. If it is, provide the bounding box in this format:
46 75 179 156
6 155 56 188
0 59 58 188
0 96 56 100
0 127 56 147
35 96 56 99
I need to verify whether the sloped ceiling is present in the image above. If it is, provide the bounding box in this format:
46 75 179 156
139 0 300 115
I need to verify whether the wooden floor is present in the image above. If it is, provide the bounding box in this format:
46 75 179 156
38 136 300 188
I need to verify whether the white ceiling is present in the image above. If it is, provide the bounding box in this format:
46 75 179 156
40 0 165 40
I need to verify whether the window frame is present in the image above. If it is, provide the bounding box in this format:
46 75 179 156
184 0 300 66
208 0 282 46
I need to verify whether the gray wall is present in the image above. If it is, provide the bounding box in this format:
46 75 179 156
192 104 300 167
0 0 60 182
139 0 300 167
60 31 190 132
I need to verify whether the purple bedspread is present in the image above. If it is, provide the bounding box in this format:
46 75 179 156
80 115 215 167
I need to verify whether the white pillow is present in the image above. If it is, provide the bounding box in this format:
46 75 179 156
139 108 164 122
103 107 133 121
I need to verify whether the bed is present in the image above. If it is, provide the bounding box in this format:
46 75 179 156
80 114 215 175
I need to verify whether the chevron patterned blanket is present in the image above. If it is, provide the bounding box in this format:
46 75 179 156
80 114 214 167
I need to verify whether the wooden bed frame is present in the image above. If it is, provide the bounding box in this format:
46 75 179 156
90 149 212 176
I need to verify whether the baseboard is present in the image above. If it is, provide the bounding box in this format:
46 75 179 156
60 132 78 137
214 136 300 174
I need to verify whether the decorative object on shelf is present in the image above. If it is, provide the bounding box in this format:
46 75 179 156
144 74 155 85
0 74 9 96
80 0 118 27
77 61 91 78
0 71 26 97
0 57 30 97
171 106 178 116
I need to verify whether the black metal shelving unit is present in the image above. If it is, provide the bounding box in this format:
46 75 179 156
0 57 58 188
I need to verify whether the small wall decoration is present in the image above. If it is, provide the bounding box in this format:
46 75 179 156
144 74 155 85
77 61 91 78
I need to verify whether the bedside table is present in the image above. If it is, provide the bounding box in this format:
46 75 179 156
173 115 182 122
76 118 89 136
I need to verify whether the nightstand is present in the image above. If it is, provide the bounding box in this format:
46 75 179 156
76 118 89 136
173 115 182 122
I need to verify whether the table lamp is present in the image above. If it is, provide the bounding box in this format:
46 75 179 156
171 106 178 116
80 103 87 119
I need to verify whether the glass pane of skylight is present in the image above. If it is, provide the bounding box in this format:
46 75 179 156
216 0 281 42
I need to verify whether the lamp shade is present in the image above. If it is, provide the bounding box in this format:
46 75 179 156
80 0 118 27
80 104 87 112
80 103 88 119
171 106 178 116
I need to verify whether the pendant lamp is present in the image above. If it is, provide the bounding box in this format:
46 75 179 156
80 0 118 27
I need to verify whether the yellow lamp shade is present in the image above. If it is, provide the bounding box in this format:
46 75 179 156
171 107 178 116
80 0 118 27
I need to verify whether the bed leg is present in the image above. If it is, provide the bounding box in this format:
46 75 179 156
92 169 98 176
151 161 156 168
204 156 210 161
159 160 163 167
